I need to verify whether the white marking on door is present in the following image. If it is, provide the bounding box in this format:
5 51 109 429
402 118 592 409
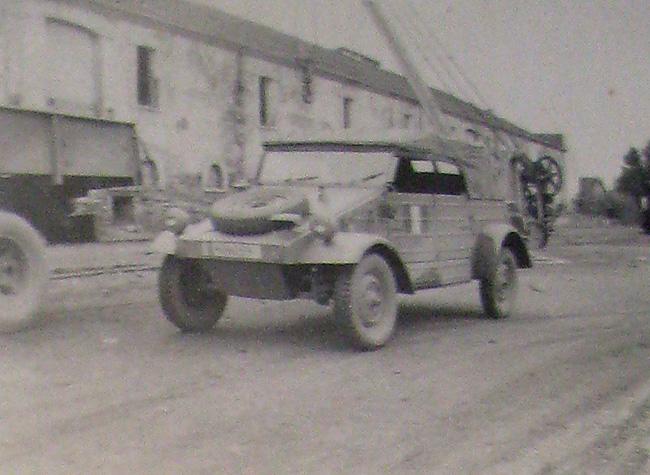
410 205 422 235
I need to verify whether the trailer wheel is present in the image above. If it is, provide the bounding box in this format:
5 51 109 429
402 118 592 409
159 255 228 332
0 212 47 333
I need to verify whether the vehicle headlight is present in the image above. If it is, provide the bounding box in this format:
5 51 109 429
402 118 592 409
164 207 190 235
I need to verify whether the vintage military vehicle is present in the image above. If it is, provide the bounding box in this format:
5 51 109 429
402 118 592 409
153 136 531 350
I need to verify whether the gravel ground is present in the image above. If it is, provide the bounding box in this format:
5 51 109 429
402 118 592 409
1 223 648 474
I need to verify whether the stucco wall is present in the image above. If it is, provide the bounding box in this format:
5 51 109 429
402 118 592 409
0 0 564 200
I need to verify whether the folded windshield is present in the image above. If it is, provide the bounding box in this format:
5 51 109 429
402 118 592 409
258 150 398 186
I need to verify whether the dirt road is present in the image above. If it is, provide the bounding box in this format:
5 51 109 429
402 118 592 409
1 238 649 473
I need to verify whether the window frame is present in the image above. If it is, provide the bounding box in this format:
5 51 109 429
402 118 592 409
259 76 273 127
343 97 353 129
137 45 158 108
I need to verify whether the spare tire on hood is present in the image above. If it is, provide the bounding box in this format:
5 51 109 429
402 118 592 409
210 188 309 235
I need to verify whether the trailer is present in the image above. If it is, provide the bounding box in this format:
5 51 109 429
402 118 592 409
0 106 141 242
0 106 141 332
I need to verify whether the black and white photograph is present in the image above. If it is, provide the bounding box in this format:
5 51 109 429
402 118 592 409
1 0 649 472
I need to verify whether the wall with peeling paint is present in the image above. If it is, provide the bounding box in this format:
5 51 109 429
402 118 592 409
0 0 564 204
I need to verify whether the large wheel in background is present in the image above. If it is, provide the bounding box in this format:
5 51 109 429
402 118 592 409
158 255 228 332
334 254 398 350
643 208 650 235
480 247 518 319
534 156 563 195
0 212 48 333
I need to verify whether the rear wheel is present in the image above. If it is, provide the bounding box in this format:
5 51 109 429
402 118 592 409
0 212 47 333
159 255 228 332
334 254 398 350
480 247 518 319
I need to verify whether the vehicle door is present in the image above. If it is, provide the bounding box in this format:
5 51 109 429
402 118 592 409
386 156 474 288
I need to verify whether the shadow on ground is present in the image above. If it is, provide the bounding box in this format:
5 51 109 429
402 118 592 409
162 300 489 354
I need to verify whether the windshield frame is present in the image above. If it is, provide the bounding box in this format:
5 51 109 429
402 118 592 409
256 143 401 187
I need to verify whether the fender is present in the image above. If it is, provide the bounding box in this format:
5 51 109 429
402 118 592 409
471 223 531 280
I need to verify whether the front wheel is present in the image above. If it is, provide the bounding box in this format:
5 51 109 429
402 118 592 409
158 255 228 332
334 254 398 350
480 247 518 319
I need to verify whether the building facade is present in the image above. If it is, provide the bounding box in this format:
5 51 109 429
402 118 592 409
0 0 565 199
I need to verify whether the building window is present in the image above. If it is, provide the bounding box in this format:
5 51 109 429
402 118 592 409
343 97 353 129
259 76 273 126
46 19 102 113
301 65 313 104
137 46 157 107
206 163 225 189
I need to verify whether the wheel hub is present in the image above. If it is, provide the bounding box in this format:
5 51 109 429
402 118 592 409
0 240 26 296
359 274 385 327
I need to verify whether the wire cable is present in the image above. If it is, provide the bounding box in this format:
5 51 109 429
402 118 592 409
380 2 457 96
400 0 491 108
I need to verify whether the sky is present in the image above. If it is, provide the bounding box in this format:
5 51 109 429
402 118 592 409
190 0 650 196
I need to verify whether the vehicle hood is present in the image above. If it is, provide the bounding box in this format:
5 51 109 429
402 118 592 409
179 184 384 248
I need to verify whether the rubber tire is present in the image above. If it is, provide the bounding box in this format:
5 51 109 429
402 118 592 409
158 255 228 332
334 254 398 351
0 212 47 333
210 188 309 235
480 247 518 319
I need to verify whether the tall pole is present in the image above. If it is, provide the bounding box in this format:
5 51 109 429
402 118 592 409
363 0 448 137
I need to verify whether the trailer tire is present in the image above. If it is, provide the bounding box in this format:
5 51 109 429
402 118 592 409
0 211 47 333
210 189 309 235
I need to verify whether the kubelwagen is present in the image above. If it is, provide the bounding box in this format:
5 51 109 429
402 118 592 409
153 136 531 350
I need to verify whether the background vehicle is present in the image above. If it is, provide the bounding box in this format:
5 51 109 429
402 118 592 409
0 106 140 242
154 137 531 350
0 107 141 332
